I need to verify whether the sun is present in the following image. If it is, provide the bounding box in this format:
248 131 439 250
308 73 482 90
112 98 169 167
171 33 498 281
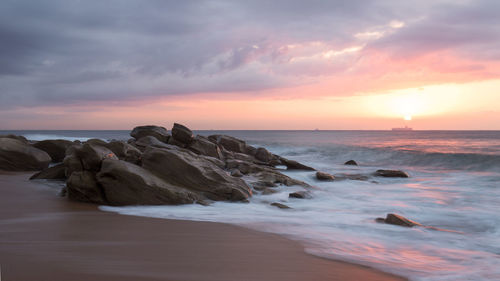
391 92 424 120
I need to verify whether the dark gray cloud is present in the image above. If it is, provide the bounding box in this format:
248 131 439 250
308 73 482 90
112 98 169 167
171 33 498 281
0 0 498 109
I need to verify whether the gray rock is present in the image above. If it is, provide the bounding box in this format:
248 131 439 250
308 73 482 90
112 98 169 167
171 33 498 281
188 135 223 159
142 147 252 201
211 135 246 153
171 123 194 144
130 125 169 143
374 170 409 178
97 159 199 206
33 139 75 162
0 138 51 171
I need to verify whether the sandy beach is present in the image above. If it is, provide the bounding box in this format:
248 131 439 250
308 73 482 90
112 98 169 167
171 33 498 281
0 172 406 281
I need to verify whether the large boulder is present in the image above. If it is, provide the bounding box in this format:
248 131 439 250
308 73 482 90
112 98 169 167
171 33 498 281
96 159 199 206
376 213 422 227
0 138 51 171
33 139 74 162
66 171 106 204
130 125 169 143
188 135 223 159
171 123 194 144
374 170 409 178
142 147 252 201
30 163 66 180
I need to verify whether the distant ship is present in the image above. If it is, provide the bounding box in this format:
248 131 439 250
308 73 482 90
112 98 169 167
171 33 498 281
392 125 413 131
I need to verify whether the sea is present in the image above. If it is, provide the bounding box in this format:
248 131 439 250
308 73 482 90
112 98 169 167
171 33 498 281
3 129 499 281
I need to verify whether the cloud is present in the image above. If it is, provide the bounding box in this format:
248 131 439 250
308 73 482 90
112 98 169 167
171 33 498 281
0 0 499 109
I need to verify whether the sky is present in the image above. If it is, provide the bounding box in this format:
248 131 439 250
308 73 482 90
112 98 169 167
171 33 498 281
1 0 499 130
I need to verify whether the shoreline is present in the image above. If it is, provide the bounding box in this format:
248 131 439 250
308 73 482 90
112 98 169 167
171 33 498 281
0 172 407 281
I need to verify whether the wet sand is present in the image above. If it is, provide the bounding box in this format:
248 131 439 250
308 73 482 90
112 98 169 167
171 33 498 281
0 172 406 281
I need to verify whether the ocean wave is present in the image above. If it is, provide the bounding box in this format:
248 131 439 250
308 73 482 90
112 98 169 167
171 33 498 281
267 144 500 172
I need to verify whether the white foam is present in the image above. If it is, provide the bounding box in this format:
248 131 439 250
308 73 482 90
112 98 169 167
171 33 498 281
101 168 500 281
23 134 93 142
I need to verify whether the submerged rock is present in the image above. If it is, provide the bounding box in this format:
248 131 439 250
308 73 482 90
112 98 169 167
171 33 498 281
271 202 291 209
0 138 51 171
344 160 358 166
130 125 169 143
316 171 335 181
33 139 74 162
334 173 370 181
374 169 409 178
375 213 422 227
289 191 312 199
261 188 279 195
30 163 66 180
